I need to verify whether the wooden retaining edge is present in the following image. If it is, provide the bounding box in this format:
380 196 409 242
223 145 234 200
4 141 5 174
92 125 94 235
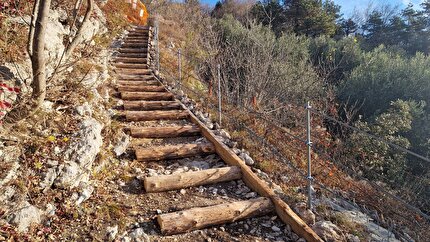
183 104 323 242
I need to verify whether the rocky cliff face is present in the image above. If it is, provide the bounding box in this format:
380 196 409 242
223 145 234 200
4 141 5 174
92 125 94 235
0 1 116 234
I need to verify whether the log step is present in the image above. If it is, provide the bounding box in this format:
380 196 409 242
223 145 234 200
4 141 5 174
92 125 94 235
144 166 241 192
114 57 148 63
157 197 274 235
114 63 148 69
117 76 157 82
117 81 158 86
121 92 173 101
119 48 148 53
126 110 189 121
124 101 181 111
117 53 148 58
116 69 152 75
121 43 149 48
135 143 215 161
118 85 165 92
130 125 200 138
124 38 149 42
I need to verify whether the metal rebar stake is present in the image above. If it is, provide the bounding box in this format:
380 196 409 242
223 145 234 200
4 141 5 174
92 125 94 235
305 101 313 209
178 49 182 89
155 16 160 72
217 64 222 127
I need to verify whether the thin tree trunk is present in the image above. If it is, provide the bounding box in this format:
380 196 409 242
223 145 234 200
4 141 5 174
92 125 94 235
64 0 94 59
27 0 40 57
31 0 52 106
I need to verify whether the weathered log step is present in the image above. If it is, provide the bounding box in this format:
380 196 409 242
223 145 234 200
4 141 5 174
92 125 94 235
121 92 173 101
124 101 181 111
144 166 241 192
117 75 156 81
157 197 274 235
113 57 148 63
118 85 165 92
118 48 148 53
114 63 148 69
117 81 158 87
117 53 148 58
126 110 189 121
124 39 150 43
116 69 152 75
121 43 149 48
130 125 200 138
135 142 215 161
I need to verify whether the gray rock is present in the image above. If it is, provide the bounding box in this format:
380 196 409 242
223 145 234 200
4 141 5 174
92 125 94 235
312 221 343 242
75 102 93 116
75 184 94 205
129 228 150 242
54 118 103 188
293 202 316 225
106 225 118 241
40 168 58 190
271 226 281 232
240 153 255 166
9 201 42 232
113 132 130 157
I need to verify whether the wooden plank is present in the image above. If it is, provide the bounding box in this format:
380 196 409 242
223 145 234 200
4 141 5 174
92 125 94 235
114 57 148 63
157 197 274 235
117 81 158 86
185 107 323 242
135 143 215 161
123 101 181 111
113 63 148 69
144 166 241 192
117 76 157 82
126 110 189 121
121 43 149 48
117 85 165 92
118 48 148 53
121 92 173 101
116 69 152 75
130 125 200 138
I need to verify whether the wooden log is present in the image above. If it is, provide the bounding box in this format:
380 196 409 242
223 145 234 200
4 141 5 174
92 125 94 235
130 125 200 138
118 85 165 92
118 48 148 53
117 53 148 58
135 143 215 161
186 107 323 242
121 43 148 48
124 101 181 111
144 166 241 192
114 63 148 69
117 81 158 87
116 69 152 75
157 197 274 235
117 75 157 82
126 110 189 121
114 57 148 63
121 92 173 101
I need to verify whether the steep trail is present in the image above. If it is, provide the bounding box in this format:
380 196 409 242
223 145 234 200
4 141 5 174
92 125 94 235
106 25 322 241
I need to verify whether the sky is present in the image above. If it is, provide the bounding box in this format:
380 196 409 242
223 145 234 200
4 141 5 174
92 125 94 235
199 0 427 17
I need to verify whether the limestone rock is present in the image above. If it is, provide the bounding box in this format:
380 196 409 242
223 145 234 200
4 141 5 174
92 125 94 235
293 202 316 225
129 228 150 242
9 201 42 232
312 221 343 242
113 132 130 157
54 118 103 188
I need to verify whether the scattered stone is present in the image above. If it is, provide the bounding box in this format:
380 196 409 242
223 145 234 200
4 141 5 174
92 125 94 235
240 152 255 166
75 184 94 205
180 189 186 195
106 225 118 241
312 221 343 242
156 209 162 214
128 227 150 242
9 201 42 232
75 102 93 116
113 132 130 157
271 226 281 232
293 202 316 225
245 192 257 198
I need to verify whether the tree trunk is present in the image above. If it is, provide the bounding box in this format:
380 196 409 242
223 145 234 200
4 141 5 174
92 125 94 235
31 0 52 106
157 197 274 235
64 0 94 59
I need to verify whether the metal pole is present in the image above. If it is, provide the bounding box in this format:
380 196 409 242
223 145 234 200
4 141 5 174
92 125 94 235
217 64 222 126
178 49 182 89
305 101 313 209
